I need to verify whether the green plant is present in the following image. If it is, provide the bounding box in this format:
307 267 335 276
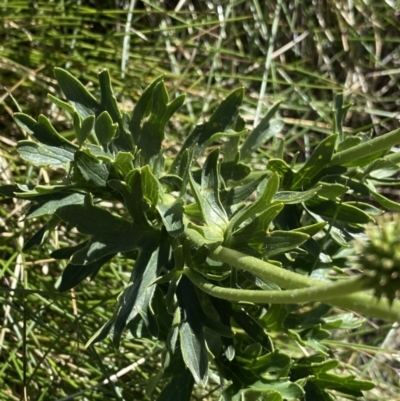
2 67 400 400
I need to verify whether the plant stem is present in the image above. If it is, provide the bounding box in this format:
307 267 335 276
184 268 368 303
210 245 317 289
329 127 400 166
185 230 400 322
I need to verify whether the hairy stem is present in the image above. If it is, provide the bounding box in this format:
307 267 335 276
329 127 400 166
184 268 368 303
210 246 400 322
185 229 400 322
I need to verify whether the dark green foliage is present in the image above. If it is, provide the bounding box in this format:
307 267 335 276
3 68 400 400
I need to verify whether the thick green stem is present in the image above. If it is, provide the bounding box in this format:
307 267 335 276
184 268 368 303
210 245 319 289
185 230 400 322
209 246 400 322
329 127 400 166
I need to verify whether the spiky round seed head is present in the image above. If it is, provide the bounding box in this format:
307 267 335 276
354 214 400 304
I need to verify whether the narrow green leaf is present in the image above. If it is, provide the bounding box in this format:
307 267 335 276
239 390 281 401
364 159 398 179
241 101 283 159
316 182 347 199
333 93 351 142
164 93 186 124
17 140 74 168
370 188 400 210
23 216 60 250
97 69 135 151
141 165 160 206
80 115 95 146
313 372 374 396
323 175 369 197
51 241 89 259
272 186 321 204
264 231 309 257
159 175 183 191
59 254 114 292
85 143 113 162
237 350 292 379
95 110 118 145
221 174 267 208
330 127 400 167
231 307 274 352
251 380 305 399
220 161 251 182
293 221 327 236
54 67 101 117
48 93 75 114
337 136 361 152
15 184 66 198
292 135 338 189
175 276 209 385
345 201 383 216
306 200 374 223
156 368 194 401
198 129 247 158
179 321 208 385
230 203 284 250
73 111 82 144
113 245 160 347
26 193 84 219
129 76 164 137
330 227 350 247
98 69 122 122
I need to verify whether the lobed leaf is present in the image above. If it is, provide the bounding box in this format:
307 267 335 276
189 149 228 238
129 78 184 161
56 203 156 264
112 245 161 347
74 149 109 187
170 87 244 172
108 177 151 227
15 113 77 152
157 200 185 237
227 173 280 235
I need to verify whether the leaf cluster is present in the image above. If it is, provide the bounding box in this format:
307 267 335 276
2 69 400 400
